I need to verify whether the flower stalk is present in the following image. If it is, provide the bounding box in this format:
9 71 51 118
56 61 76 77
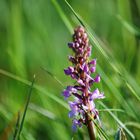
62 26 105 140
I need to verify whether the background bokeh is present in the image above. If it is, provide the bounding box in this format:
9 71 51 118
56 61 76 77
0 0 140 139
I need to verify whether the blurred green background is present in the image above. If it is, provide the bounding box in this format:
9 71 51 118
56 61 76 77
0 0 140 139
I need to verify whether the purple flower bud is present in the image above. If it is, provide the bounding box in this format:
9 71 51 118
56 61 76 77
89 59 97 65
69 56 76 64
94 75 100 83
78 26 85 33
87 46 91 57
68 42 75 48
83 64 89 73
64 67 74 75
90 66 96 73
62 90 71 99
77 32 81 37
82 33 87 40
78 38 82 44
78 47 84 53
75 42 80 48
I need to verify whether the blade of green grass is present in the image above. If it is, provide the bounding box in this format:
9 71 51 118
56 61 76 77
94 121 109 140
51 0 73 33
13 112 20 140
125 122 140 130
99 102 135 139
117 15 140 36
83 108 110 140
17 75 35 140
9 0 26 76
64 0 85 28
124 69 140 101
0 69 69 110
98 109 125 113
97 65 138 120
41 67 64 88
115 128 127 140
29 103 56 120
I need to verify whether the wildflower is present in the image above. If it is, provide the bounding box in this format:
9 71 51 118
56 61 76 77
62 26 105 132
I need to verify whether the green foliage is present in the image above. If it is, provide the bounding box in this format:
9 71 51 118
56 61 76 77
0 0 140 139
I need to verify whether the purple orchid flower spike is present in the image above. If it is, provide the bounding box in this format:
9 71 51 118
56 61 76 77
62 26 105 139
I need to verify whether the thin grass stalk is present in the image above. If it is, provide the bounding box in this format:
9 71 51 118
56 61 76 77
0 68 69 109
13 112 20 140
17 75 35 140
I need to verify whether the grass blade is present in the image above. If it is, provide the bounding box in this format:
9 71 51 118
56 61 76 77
29 103 56 120
13 112 20 140
125 122 140 130
85 110 109 140
98 109 125 113
117 15 140 36
51 0 73 33
0 69 68 110
41 67 64 88
97 65 138 120
115 128 127 140
17 75 35 140
99 102 135 139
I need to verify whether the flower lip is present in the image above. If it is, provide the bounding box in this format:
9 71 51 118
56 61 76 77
89 88 105 100
68 101 79 118
62 90 71 99
64 66 74 75
62 86 78 99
